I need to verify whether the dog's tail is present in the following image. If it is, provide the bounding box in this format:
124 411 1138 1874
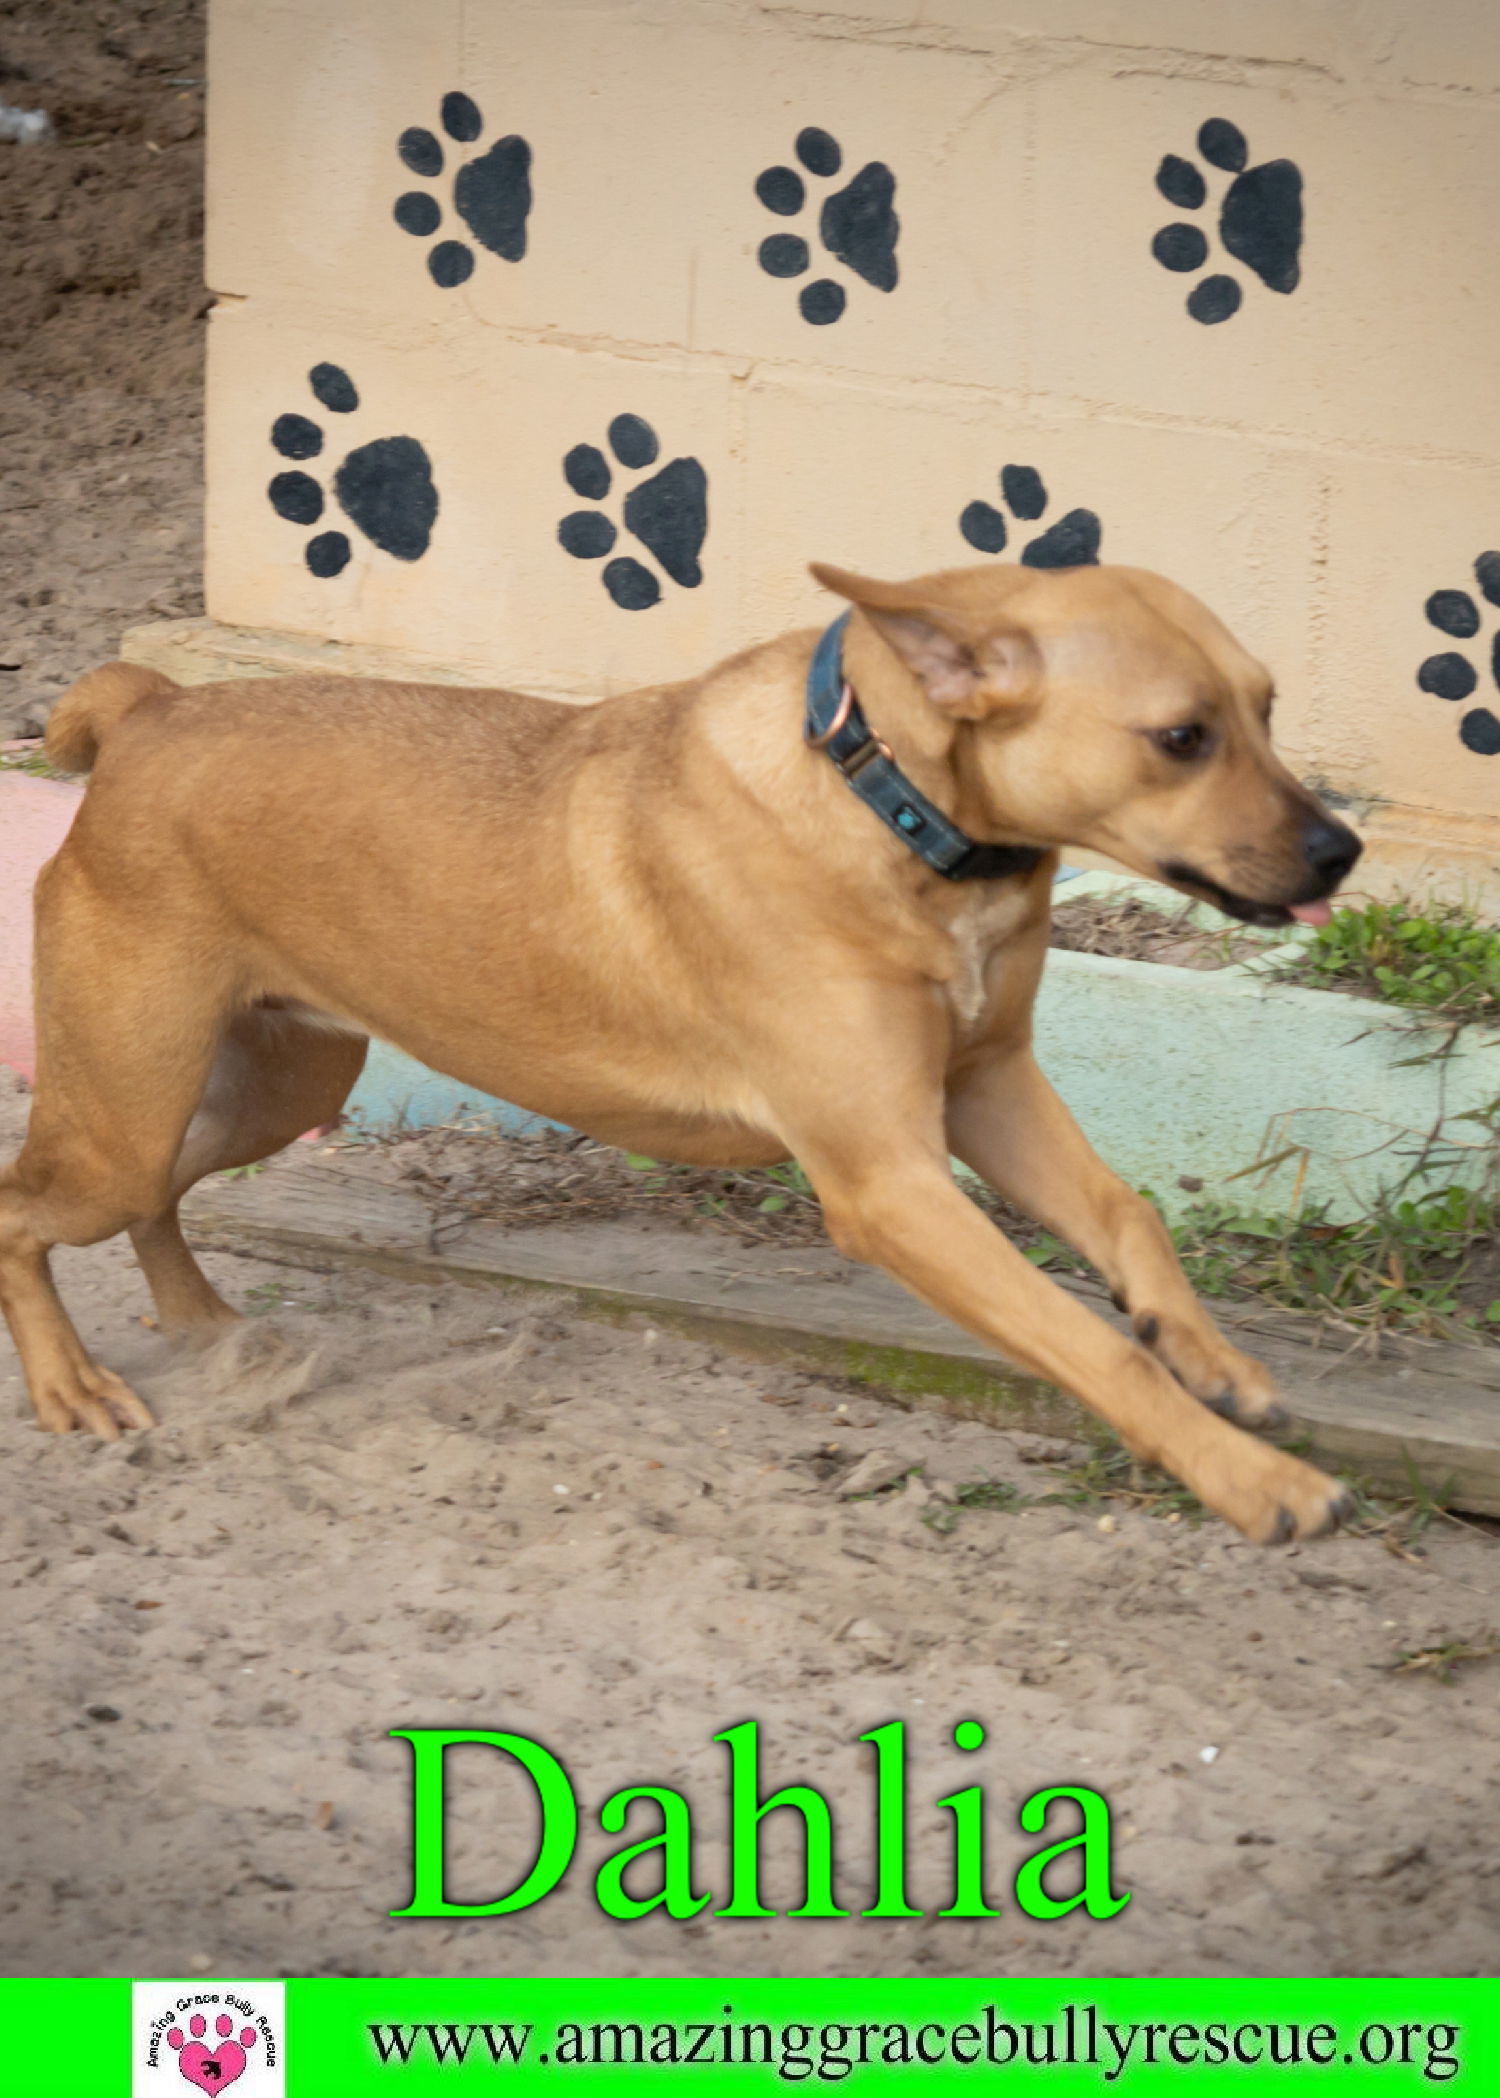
45 661 178 774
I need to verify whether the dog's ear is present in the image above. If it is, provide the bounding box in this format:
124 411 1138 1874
809 563 1039 720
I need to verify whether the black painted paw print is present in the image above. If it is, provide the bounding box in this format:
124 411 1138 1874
958 465 1102 569
1152 119 1303 325
394 91 532 288
558 415 708 610
1417 554 1500 756
754 127 899 326
268 364 439 578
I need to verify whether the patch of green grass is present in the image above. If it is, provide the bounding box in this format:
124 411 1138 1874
1038 1443 1207 1521
933 1450 1476 1550
920 1477 1031 1535
954 1479 1029 1512
1021 1227 1087 1276
1024 1175 1500 1341
1033 1448 1477 1550
1167 1182 1499 1339
0 747 67 780
925 1460 1229 1533
1274 898 1500 1024
1386 1635 1500 1684
621 1153 820 1223
244 1280 294 1311
1339 1456 1463 1558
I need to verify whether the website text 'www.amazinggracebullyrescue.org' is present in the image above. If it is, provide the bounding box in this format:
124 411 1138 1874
365 2002 1464 2083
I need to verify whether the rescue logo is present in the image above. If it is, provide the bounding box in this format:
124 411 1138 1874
132 1982 285 2096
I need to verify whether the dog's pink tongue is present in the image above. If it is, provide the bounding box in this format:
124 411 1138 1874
1289 900 1333 926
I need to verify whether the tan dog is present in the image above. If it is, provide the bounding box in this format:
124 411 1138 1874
0 562 1363 1543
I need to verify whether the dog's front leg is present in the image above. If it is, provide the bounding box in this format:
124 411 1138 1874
945 1052 1285 1429
796 1128 1349 1543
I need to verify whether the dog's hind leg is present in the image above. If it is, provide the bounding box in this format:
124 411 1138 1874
0 857 241 1435
129 1005 369 1333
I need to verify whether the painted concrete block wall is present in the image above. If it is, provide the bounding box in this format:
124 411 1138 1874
203 0 1500 891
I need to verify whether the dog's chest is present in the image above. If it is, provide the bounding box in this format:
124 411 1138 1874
940 886 1036 1033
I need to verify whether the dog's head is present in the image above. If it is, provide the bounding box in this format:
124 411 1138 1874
812 561 1361 926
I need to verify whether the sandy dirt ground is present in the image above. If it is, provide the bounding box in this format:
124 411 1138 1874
1 0 205 738
3 1072 1500 1979
5 0 1500 1989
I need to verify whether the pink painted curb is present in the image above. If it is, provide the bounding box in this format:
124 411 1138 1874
0 772 82 1080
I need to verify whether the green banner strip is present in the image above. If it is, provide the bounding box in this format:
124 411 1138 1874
1 1978 132 2087
292 1980 1495 2093
1 1976 1496 2094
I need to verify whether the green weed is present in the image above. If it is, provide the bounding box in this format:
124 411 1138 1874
1274 898 1500 1024
954 1479 1029 1512
1386 1635 1500 1684
1024 1178 1500 1339
920 1477 1030 1535
244 1280 293 1311
1339 1456 1464 1558
1167 1183 1499 1339
1038 1443 1206 1522
0 747 65 779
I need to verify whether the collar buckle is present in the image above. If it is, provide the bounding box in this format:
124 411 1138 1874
803 611 1045 885
833 730 892 780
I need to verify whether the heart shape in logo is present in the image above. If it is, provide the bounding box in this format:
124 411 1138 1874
175 2038 249 2090
177 2047 249 2098
168 2018 258 2091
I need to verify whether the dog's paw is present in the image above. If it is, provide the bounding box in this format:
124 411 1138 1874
1195 1436 1354 1546
394 90 533 286
754 126 899 325
558 414 708 609
1135 1311 1287 1431
268 365 439 578
958 462 1103 569
1152 118 1303 324
30 1359 154 1439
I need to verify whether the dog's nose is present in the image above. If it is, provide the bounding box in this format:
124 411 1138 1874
1300 814 1362 889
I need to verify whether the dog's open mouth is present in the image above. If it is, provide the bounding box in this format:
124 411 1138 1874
1157 861 1334 930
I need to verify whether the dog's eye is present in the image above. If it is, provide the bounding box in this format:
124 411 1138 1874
1153 723 1207 760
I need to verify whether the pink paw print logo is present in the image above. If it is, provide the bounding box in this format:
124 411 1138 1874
168 2012 259 2090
